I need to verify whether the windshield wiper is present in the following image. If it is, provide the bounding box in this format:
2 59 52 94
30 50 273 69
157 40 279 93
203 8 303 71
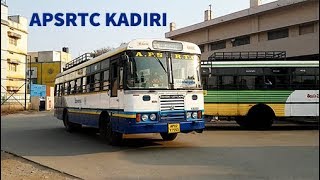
147 48 167 73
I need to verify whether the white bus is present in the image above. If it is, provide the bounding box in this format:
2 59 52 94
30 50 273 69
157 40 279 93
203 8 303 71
201 52 319 129
54 39 205 145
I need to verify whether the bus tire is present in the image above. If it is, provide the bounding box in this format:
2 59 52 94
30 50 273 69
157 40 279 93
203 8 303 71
99 114 123 145
160 133 178 141
63 111 81 132
246 104 275 129
235 116 250 129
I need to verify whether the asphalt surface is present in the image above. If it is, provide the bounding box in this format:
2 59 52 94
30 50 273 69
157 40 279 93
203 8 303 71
1 111 319 180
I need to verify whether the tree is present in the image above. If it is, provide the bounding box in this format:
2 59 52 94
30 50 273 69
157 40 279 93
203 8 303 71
91 42 127 57
92 47 114 57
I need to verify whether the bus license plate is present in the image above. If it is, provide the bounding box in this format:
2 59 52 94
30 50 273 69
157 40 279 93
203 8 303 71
168 123 180 133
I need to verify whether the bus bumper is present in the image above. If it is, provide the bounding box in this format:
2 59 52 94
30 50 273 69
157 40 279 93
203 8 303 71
118 120 205 134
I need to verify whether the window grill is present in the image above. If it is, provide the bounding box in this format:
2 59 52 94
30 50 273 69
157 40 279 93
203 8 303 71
204 51 286 63
63 53 93 71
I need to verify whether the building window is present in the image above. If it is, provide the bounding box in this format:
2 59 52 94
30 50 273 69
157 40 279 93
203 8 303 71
8 63 17 72
31 78 37 84
35 57 38 62
9 37 17 46
210 41 226 51
299 23 314 35
199 45 205 53
268 28 289 40
232 36 250 47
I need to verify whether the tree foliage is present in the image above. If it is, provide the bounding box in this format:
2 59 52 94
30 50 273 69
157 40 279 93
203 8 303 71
91 42 127 57
92 47 114 57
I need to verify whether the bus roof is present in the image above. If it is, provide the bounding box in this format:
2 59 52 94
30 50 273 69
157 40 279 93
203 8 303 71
201 60 319 68
56 39 201 78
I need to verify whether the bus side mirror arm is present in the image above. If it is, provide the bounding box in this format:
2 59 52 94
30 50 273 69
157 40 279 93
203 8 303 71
122 54 134 76
121 54 129 62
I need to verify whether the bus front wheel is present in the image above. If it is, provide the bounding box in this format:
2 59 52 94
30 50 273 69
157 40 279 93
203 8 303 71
99 118 122 145
160 133 178 141
63 112 81 132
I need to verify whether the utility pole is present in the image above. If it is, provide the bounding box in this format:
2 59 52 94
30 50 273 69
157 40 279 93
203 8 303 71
29 55 32 103
209 4 212 20
24 55 27 110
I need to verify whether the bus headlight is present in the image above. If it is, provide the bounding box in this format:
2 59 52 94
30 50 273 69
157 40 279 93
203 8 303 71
150 114 157 121
186 112 191 119
192 112 197 119
141 114 148 121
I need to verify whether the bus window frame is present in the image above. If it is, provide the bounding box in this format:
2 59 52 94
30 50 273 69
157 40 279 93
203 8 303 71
110 56 120 97
101 70 110 91
203 66 319 91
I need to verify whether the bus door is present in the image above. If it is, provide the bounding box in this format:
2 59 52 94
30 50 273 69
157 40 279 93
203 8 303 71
110 60 119 108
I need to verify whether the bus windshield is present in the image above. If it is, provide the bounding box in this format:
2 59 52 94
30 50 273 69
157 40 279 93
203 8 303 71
126 51 169 89
171 53 201 89
126 51 201 89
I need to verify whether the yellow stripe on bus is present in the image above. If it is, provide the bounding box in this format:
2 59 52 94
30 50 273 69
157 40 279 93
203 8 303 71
204 103 285 117
68 110 99 115
112 114 136 118
68 110 136 118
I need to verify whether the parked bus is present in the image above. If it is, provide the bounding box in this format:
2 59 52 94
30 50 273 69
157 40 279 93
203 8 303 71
54 39 205 145
201 52 319 129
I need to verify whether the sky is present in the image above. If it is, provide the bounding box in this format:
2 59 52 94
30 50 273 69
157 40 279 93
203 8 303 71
6 0 277 58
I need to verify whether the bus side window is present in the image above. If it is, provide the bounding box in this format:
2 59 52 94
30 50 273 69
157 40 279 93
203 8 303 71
86 75 94 92
82 77 87 93
101 70 109 91
59 84 62 96
60 84 64 96
67 81 71 95
54 85 57 96
260 76 274 89
70 80 75 94
90 75 95 92
86 76 90 92
302 76 316 89
76 78 81 93
64 82 68 95
238 76 254 90
218 76 237 90
94 73 100 92
207 76 217 90
201 77 208 90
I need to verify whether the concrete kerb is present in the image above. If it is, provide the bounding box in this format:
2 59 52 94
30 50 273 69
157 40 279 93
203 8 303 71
1 150 83 180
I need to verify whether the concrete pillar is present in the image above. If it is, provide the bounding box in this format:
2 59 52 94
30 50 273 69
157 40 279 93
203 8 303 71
204 10 212 21
250 0 262 7
170 22 176 32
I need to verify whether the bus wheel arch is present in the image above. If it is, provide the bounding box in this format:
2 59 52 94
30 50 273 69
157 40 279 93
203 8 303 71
99 111 123 145
246 103 275 129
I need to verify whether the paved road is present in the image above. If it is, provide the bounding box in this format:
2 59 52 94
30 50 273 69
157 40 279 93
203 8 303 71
1 111 319 180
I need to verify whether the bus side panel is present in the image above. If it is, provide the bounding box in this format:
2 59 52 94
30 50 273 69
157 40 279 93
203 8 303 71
205 103 286 117
204 103 219 116
68 110 100 128
266 104 286 117
218 104 238 116
54 96 64 120
54 107 64 120
285 90 319 116
204 90 292 117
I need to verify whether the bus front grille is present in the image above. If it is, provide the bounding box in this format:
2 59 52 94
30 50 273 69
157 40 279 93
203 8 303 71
159 95 185 121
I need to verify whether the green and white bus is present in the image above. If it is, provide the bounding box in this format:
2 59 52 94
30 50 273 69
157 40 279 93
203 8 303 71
201 52 319 129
